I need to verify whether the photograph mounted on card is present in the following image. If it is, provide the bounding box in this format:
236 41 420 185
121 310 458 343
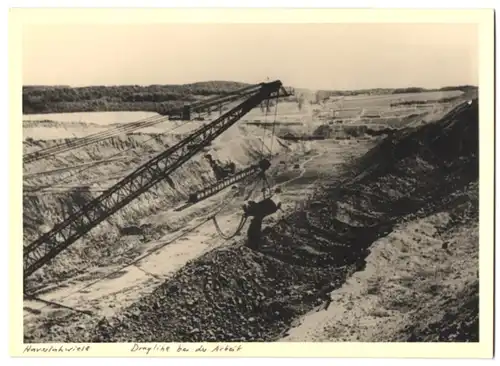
8 7 495 359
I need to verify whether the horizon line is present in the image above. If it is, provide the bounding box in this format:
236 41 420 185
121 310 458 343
22 81 479 91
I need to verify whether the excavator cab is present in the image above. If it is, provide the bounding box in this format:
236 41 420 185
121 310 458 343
205 153 236 180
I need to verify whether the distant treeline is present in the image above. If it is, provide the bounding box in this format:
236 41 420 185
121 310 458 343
313 85 477 102
391 85 477 94
22 81 250 114
390 95 462 107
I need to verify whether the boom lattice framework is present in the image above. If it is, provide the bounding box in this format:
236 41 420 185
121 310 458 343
24 80 289 279
185 159 271 205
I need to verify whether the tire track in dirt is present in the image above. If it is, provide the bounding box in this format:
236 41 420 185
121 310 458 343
276 151 322 189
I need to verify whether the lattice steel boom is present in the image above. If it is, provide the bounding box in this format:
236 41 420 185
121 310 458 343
186 159 271 204
24 80 289 279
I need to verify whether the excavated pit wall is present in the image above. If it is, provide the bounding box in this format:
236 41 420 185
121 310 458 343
23 127 301 291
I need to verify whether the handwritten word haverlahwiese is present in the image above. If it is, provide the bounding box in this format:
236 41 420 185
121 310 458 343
23 345 91 353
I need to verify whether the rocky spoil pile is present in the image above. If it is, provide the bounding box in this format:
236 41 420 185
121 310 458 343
90 244 357 342
83 158 401 342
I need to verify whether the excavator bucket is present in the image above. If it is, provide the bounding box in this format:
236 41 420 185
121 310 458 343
243 197 280 218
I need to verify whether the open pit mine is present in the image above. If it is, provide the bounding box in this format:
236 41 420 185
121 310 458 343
22 80 478 343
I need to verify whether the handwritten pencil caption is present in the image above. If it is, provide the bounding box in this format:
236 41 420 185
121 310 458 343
24 344 91 354
131 343 243 355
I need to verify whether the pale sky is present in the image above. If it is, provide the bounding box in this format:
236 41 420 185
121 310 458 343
22 23 478 90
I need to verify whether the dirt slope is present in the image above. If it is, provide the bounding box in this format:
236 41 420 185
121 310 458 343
282 100 479 342
281 195 478 342
36 100 479 343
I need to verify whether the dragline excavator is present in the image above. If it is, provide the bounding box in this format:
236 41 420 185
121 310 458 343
24 80 292 281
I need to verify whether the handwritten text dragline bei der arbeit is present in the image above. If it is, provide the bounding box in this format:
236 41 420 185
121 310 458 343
130 343 243 355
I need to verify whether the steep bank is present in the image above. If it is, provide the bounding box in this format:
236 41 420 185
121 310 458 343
282 100 479 342
23 123 298 291
282 185 478 342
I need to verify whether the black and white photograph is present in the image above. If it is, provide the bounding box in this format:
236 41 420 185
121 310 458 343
12 8 494 356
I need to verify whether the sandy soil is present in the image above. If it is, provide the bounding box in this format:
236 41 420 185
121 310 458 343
281 209 478 342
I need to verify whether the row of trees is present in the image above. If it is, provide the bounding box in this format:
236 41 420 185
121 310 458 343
311 85 477 104
390 95 462 107
22 81 249 114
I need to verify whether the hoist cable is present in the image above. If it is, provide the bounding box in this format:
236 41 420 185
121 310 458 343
260 100 270 159
269 95 280 157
